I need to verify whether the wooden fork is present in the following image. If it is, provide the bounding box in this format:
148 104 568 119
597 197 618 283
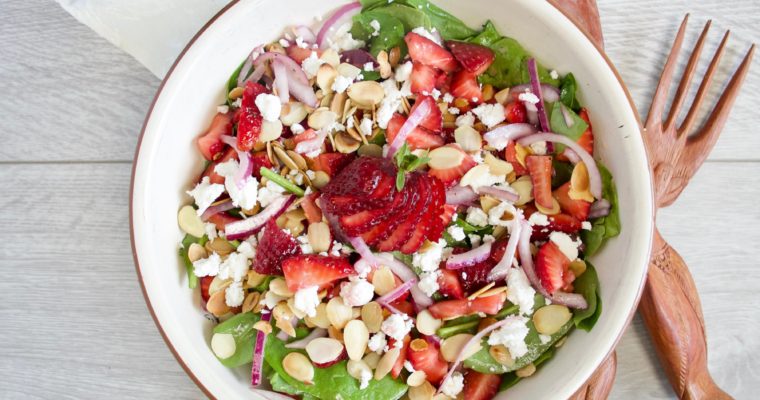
638 15 754 400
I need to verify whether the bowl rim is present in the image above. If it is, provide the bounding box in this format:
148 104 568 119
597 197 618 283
129 1 654 398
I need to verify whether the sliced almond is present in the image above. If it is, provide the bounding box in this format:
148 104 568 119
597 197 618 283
205 237 235 256
406 370 428 387
374 347 400 380
569 161 595 202
494 87 511 105
484 152 514 176
408 380 435 400
363 351 381 369
283 352 315 384
228 86 245 100
337 63 362 79
305 303 331 329
177 205 206 237
347 81 384 108
210 332 236 359
459 164 490 188
328 325 344 342
516 363 537 378
358 143 383 158
347 359 372 381
334 131 361 154
388 47 401 67
269 278 294 298
259 119 283 142
253 320 273 335
511 175 534 206
305 337 345 366
317 64 338 94
344 320 370 360
416 310 442 336
377 51 392 79
489 344 515 366
514 143 531 167
311 170 331 189
307 222 332 253
482 84 495 102
535 197 561 216
428 145 465 170
187 243 207 262
208 276 233 297
477 286 508 299
479 195 501 213
440 334 481 362
326 297 353 329
454 126 483 153
273 146 299 171
371 267 396 296
280 101 308 126
320 49 340 67
533 305 572 335
242 292 261 313
206 290 231 317
361 302 384 333
467 282 496 300
330 91 348 116
308 107 338 130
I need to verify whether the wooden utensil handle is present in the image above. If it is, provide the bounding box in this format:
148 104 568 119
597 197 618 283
567 352 617 400
639 228 732 400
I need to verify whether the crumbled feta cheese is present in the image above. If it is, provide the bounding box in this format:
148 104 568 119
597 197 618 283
225 281 245 307
186 177 224 216
507 267 535 315
305 170 316 180
412 239 446 272
330 241 344 257
411 27 441 45
359 117 373 137
369 19 381 36
418 271 441 297
353 258 372 278
237 241 256 259
257 180 287 207
368 332 387 353
205 223 218 240
359 368 372 389
529 212 550 227
550 70 559 80
582 221 592 230
254 93 282 122
472 103 506 128
340 277 375 307
455 112 475 128
192 252 222 277
381 314 413 341
487 315 530 358
363 62 375 71
295 36 308 48
262 290 286 309
297 235 313 254
332 74 354 93
441 372 464 398
518 91 540 104
215 159 259 210
549 231 582 261
290 123 305 134
442 93 454 103
394 61 412 82
232 98 242 108
293 285 320 317
430 88 441 100
447 225 466 241
539 334 551 344
466 207 489 227
216 105 229 114
462 165 506 190
529 141 547 155
328 22 365 51
283 33 292 41
448 107 461 115
377 78 405 129
301 51 326 78
218 252 250 282
488 201 518 228
469 234 481 247
278 38 290 47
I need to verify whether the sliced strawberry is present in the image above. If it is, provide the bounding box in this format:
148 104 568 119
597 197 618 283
577 108 594 155
390 336 411 379
386 113 445 150
236 82 268 151
404 32 459 73
450 70 483 104
207 211 241 231
407 338 449 384
463 370 502 400
453 238 510 293
446 41 495 75
197 112 233 161
523 205 582 240
535 241 571 295
526 155 554 209
286 45 314 64
400 177 443 254
504 101 527 124
389 299 415 316
427 292 507 320
438 269 465 299
201 147 238 185
200 276 214 303
360 181 412 245
252 219 302 275
301 193 323 224
250 151 273 179
427 144 477 186
376 175 429 252
410 62 438 95
282 254 354 292
504 140 528 176
310 152 356 177
410 95 443 132
339 203 395 236
440 204 458 227
293 128 318 145
554 182 591 221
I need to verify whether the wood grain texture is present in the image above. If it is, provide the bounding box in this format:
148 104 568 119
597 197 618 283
0 0 758 399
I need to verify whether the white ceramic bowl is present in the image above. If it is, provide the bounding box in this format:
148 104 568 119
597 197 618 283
131 0 654 398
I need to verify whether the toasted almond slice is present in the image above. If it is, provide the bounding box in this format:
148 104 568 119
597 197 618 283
454 125 482 153
416 310 442 336
535 197 561 215
371 267 396 296
406 370 428 387
489 344 515 366
307 222 332 253
280 101 308 126
260 119 283 142
533 305 572 335
317 64 338 94
347 359 372 381
326 297 353 329
479 195 501 213
363 352 381 369
477 286 508 299
494 87 511 105
344 320 370 360
484 151 514 176
337 63 362 79
320 49 340 67
374 347 400 380
516 363 537 378
459 164 490 188
569 161 595 202
242 292 261 313
178 205 206 237
269 278 294 297
358 143 383 158
467 282 496 300
440 334 481 362
206 290 230 317
308 107 338 130
187 243 207 262
311 170 331 189
253 320 273 335
514 142 531 167
283 352 315 384
428 145 465 170
210 332 236 359
511 175 534 206
208 276 233 297
408 380 435 400
347 81 384 107
361 302 384 333
334 131 361 154
228 86 245 100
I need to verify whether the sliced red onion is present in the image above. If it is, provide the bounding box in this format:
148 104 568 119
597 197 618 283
376 278 417 306
445 185 478 205
316 2 362 48
341 49 378 69
200 199 235 221
527 58 551 133
272 58 290 104
379 301 405 315
510 83 560 103
349 236 377 262
525 102 539 126
224 195 296 240
427 335 442 346
589 199 611 219
285 328 327 349
292 25 317 43
294 129 328 155
518 133 602 199
487 216 523 282
437 316 516 395
380 253 432 308
387 98 432 157
560 103 575 128
483 123 537 150
251 311 271 386
476 186 519 203
254 52 317 107
445 241 492 270
551 291 591 309
237 45 265 87
563 148 581 164
220 135 253 188
276 317 298 341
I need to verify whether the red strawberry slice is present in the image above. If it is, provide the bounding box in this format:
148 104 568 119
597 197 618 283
286 45 315 64
202 147 238 185
301 193 323 223
197 112 233 161
524 205 582 240
410 95 443 132
339 200 396 236
554 182 591 221
438 268 465 299
250 151 274 179
360 181 412 245
446 40 495 75
410 62 439 95
386 113 445 150
535 241 571 295
450 70 483 104
505 101 528 124
236 82 268 151
293 128 318 145
321 157 397 215
407 338 449 384
376 175 430 252
404 32 459 73
390 335 411 379
200 276 214 303
463 370 502 400
577 108 594 155
427 144 477 186
504 140 528 176
310 152 356 177
399 181 438 254
454 238 510 293
427 292 507 320
252 219 302 275
526 155 554 209
207 211 241 231
282 254 354 292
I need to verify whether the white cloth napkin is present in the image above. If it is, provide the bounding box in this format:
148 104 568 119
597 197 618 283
56 0 230 78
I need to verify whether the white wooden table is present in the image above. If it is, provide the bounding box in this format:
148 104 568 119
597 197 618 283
1 0 758 398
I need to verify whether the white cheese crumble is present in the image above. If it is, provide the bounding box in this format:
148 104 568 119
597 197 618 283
550 70 559 80
487 315 530 358
472 103 506 129
218 252 250 282
539 334 552 344
469 234 481 247
254 93 282 122
381 313 413 342
549 231 582 261
447 225 466 241
394 61 413 82
462 165 507 191
296 235 313 254
488 201 518 228
215 159 259 210
529 141 547 155
369 19 381 36
257 180 287 207
455 112 475 128
225 281 245 307
359 117 373 137
278 38 290 47
582 221 592 230
363 62 375 71
412 238 446 272
411 27 441 45
368 332 387 353
528 212 550 227
332 74 354 94
507 267 536 316
205 223 218 240
340 277 375 307
440 372 464 398
448 107 461 115
377 78 405 129
418 271 441 297
430 88 441 100
359 368 372 389
442 93 454 103
293 285 320 317
404 361 416 373
192 252 222 277
518 91 540 104
216 105 229 114
186 176 224 216
301 51 326 78
290 123 305 134
466 207 488 227
237 240 256 259
327 22 365 51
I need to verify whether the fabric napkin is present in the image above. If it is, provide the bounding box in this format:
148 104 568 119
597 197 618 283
56 0 230 78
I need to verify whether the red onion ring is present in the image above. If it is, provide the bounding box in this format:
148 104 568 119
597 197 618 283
445 241 492 270
237 45 265 87
219 135 253 189
272 58 290 104
510 83 560 103
488 216 523 282
200 199 235 221
251 310 271 386
254 52 317 107
476 186 519 203
563 148 581 164
589 199 611 219
483 123 537 150
285 328 328 350
527 58 551 133
445 185 478 205
292 25 316 44
316 2 362 48
518 132 601 199
560 103 575 128
224 195 296 240
376 278 417 307
387 98 432 157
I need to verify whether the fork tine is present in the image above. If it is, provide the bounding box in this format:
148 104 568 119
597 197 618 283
663 20 712 133
645 14 690 128
682 44 756 166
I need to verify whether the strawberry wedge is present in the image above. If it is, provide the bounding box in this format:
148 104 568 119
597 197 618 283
282 255 354 292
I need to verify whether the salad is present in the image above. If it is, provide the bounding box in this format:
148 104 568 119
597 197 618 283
176 1 620 399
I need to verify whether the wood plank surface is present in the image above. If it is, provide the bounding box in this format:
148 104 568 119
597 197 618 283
0 0 758 398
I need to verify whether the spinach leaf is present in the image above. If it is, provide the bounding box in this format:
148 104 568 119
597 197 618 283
178 233 208 289
398 0 476 40
264 335 408 400
455 217 494 236
372 4 432 32
498 346 557 391
559 73 581 111
437 319 479 339
212 312 261 368
548 102 588 153
269 373 320 400
469 21 560 88
580 163 621 256
226 60 245 105
351 11 406 57
360 70 382 81
551 159 573 189
572 262 602 331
